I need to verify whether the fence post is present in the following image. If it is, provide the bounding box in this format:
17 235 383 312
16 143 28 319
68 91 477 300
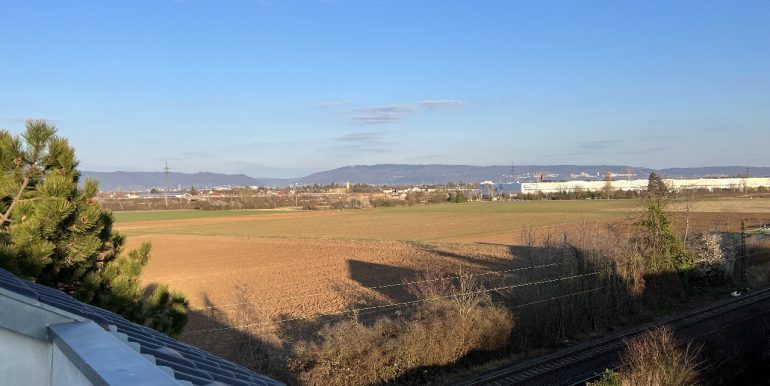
740 218 747 290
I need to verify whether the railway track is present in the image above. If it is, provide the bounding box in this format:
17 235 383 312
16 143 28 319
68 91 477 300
463 287 770 386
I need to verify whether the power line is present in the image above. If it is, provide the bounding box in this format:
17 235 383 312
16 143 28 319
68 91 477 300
182 270 605 335
509 286 606 310
349 285 608 322
190 262 568 311
189 241 770 313
183 249 770 335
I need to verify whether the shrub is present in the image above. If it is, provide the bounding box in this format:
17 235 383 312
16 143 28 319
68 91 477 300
604 326 700 386
589 369 622 386
293 281 513 386
370 198 403 207
447 191 468 203
689 232 736 285
349 198 363 209
294 301 512 386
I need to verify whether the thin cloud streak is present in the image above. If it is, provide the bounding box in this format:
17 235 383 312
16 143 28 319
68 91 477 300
418 99 466 110
348 99 465 125
336 132 384 142
577 139 621 150
333 131 395 153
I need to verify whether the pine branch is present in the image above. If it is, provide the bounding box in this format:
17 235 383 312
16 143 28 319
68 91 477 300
0 174 30 228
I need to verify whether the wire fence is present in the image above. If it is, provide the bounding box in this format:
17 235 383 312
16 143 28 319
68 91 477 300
190 261 567 311
182 220 770 336
182 270 607 335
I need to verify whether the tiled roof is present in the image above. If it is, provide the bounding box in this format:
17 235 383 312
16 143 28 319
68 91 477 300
0 268 284 386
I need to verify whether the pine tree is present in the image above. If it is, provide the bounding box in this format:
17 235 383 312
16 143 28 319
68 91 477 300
0 120 188 336
646 172 669 199
638 172 693 272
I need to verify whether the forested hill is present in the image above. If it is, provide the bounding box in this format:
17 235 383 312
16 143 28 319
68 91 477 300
82 171 283 192
83 165 770 191
296 164 653 185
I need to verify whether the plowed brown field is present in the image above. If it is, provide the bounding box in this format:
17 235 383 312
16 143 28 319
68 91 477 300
116 198 770 336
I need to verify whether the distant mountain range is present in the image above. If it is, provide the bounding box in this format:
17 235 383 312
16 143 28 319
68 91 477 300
82 165 770 192
82 171 287 192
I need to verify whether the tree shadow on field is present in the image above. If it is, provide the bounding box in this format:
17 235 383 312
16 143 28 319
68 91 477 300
177 293 299 385
346 260 421 304
334 239 642 384
344 240 644 349
407 240 514 271
340 231 748 384
168 227 770 386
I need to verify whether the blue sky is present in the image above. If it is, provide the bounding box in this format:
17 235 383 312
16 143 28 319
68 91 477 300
1 0 768 177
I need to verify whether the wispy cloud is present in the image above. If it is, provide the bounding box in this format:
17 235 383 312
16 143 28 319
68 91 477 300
348 99 465 125
350 104 419 124
577 139 621 150
417 99 466 110
336 132 383 142
333 131 394 153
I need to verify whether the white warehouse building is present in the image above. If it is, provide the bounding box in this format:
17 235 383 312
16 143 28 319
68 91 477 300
493 177 770 195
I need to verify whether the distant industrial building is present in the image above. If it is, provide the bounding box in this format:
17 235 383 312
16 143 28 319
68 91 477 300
137 192 194 199
489 177 770 195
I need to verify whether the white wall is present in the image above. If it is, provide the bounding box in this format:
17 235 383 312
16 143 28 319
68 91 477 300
51 345 94 386
0 327 52 386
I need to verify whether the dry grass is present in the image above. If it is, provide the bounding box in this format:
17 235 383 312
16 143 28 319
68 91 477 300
591 326 701 386
291 299 513 386
621 327 700 386
502 222 646 351
188 274 514 385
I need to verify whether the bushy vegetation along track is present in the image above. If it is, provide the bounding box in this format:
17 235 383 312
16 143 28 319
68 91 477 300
463 287 770 386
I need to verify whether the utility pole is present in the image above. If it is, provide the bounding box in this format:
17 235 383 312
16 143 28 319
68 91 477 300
163 161 171 208
742 166 750 194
